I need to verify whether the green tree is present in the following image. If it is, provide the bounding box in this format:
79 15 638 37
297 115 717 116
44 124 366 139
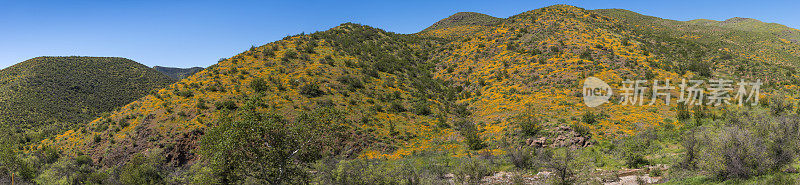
455 119 486 150
199 108 345 184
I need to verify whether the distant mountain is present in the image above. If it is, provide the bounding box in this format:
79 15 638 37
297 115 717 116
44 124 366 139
0 56 175 143
686 17 800 43
153 66 204 80
421 12 501 32
419 12 502 38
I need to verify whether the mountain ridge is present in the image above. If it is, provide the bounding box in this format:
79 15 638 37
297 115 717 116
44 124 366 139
35 5 800 177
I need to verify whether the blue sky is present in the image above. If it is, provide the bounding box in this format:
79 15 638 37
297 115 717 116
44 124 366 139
1 0 797 69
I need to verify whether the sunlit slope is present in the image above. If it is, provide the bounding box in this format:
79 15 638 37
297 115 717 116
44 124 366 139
42 5 800 168
43 24 464 166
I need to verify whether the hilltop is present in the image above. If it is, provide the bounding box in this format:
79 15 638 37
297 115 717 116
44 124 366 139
0 56 174 145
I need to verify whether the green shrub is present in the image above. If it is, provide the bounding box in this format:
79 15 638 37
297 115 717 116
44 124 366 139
199 108 347 184
684 111 800 179
507 147 535 169
513 113 541 137
676 102 691 121
299 83 325 97
389 101 406 113
618 130 657 168
454 157 493 184
174 89 193 98
539 148 581 185
34 157 107 185
768 96 791 115
455 119 486 150
195 99 208 110
214 100 237 110
118 153 165 185
249 77 270 93
650 167 663 177
411 101 432 116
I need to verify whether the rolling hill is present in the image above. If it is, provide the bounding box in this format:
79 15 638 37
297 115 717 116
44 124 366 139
0 56 175 145
22 5 800 184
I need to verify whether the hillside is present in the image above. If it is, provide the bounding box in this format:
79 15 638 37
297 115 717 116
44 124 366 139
0 56 175 145
21 5 800 184
419 12 502 38
153 66 205 80
688 17 800 43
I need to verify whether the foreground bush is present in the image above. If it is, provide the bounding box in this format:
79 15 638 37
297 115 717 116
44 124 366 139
684 110 800 179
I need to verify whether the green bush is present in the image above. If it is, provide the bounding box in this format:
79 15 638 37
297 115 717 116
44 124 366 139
539 148 582 185
684 111 800 179
513 113 541 137
214 100 237 110
299 83 325 97
249 77 270 93
455 119 486 150
118 153 165 185
617 130 657 168
454 157 493 184
198 108 347 184
507 147 535 169
34 155 106 185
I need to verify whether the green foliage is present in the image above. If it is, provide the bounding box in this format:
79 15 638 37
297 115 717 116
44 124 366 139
0 57 174 145
617 130 658 168
118 152 165 185
581 111 599 125
677 103 692 121
35 155 107 185
539 148 583 185
198 108 347 184
0 135 31 182
195 99 208 110
411 100 432 116
249 77 270 93
420 12 502 33
768 96 792 115
214 100 237 110
454 156 494 184
152 66 203 80
454 119 486 150
507 147 535 169
389 101 407 113
512 113 541 137
683 110 800 179
299 83 325 97
336 75 364 90
175 89 194 98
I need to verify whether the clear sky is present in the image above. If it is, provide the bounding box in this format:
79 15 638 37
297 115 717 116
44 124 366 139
1 0 798 69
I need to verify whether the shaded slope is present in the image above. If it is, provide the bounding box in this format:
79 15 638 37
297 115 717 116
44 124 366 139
0 56 174 143
153 66 205 80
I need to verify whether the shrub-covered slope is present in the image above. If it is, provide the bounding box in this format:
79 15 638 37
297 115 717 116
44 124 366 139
153 66 205 80
0 56 174 144
42 5 800 173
